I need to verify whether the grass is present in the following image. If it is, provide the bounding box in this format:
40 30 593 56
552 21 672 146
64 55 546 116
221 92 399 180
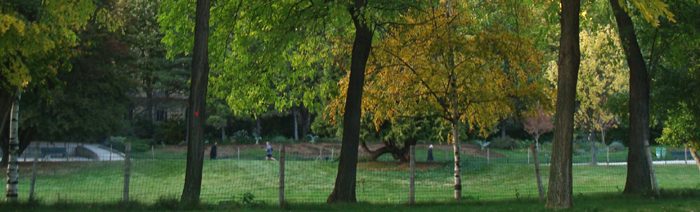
2 190 700 212
8 155 700 205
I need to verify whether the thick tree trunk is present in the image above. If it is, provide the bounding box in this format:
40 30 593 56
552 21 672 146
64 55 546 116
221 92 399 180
327 0 372 203
608 0 653 194
546 0 580 209
181 0 211 203
5 90 21 202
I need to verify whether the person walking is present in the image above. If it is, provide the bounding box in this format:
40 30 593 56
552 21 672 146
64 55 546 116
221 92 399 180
265 142 276 161
210 142 218 160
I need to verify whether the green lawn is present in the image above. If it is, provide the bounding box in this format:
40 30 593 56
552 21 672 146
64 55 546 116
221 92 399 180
2 191 700 212
8 157 700 205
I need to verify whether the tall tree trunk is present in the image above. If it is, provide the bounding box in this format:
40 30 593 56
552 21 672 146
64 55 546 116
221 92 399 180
5 90 20 202
546 0 580 209
327 0 373 203
608 0 653 194
181 0 211 203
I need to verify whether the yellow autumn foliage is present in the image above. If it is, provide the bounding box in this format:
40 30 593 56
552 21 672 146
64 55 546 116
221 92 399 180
328 1 551 138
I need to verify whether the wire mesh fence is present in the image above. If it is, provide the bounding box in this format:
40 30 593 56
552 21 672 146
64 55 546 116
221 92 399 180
3 143 699 205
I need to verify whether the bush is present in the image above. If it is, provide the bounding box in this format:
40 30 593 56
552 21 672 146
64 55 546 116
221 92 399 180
609 141 625 152
153 118 186 145
490 137 521 150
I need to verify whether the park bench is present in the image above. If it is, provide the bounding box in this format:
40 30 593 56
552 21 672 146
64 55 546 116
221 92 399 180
40 147 67 158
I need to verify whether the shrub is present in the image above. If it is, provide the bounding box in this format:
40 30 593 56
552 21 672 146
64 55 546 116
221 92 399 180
609 141 625 152
153 118 186 145
490 137 521 150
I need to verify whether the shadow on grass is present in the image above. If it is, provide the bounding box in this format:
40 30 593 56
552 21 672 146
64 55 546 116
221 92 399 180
2 189 699 212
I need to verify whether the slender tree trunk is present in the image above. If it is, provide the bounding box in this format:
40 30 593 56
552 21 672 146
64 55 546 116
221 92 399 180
501 119 507 139
221 127 225 141
5 90 21 202
590 133 597 165
452 117 462 199
181 0 211 203
327 0 373 203
293 108 299 141
689 148 700 173
546 0 580 209
532 145 544 203
255 116 262 137
608 0 653 194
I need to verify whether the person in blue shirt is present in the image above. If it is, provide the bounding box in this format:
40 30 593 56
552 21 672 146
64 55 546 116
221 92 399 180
265 142 276 161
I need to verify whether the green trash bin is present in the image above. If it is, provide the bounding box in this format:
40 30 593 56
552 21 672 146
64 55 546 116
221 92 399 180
655 147 666 159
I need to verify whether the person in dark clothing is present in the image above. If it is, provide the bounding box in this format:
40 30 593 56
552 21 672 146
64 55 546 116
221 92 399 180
210 142 218 160
427 144 434 162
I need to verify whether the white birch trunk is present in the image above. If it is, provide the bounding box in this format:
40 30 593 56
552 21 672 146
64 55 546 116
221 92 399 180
5 91 21 202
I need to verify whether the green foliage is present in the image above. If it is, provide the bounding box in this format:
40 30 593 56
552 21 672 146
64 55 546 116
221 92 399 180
153 118 186 145
1 0 97 91
490 137 521 150
19 1 135 141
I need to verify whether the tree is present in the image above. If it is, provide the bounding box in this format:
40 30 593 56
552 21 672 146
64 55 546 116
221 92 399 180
342 1 547 199
180 0 211 203
523 108 554 147
607 0 673 195
546 0 580 208
2 0 102 202
574 25 626 165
